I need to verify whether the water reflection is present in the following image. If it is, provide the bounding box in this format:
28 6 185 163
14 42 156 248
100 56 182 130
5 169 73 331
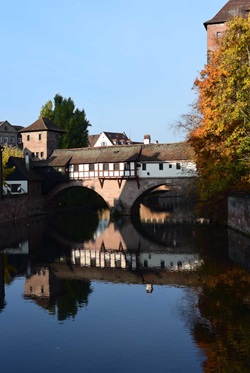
0 200 250 372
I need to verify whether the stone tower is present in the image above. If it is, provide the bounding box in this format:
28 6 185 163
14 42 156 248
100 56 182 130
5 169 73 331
204 0 250 60
19 117 66 160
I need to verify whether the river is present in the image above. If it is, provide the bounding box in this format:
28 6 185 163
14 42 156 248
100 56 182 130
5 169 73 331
0 197 250 373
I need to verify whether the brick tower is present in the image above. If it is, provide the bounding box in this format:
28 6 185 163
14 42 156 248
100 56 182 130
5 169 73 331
204 0 250 60
20 117 66 160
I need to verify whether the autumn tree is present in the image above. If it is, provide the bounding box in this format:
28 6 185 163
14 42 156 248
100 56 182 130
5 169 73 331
1 145 23 182
40 94 91 148
189 16 250 220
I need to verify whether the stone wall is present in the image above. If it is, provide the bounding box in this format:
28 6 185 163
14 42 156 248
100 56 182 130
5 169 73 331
228 196 250 236
0 195 45 223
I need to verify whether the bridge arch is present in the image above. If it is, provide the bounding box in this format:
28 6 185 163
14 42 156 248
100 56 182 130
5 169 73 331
45 177 192 214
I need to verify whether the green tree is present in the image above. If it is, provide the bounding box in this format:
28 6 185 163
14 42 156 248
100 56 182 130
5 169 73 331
188 17 250 220
40 94 91 148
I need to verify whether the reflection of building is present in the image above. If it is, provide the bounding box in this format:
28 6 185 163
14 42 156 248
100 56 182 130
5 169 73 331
72 249 137 270
69 218 202 272
139 252 202 271
140 204 170 223
71 247 202 272
24 266 62 299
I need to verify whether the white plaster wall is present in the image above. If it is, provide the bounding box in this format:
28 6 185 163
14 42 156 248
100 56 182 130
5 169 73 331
3 180 28 194
137 161 196 178
94 133 113 147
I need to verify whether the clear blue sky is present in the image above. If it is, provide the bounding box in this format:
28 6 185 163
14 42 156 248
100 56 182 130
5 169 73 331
1 0 226 144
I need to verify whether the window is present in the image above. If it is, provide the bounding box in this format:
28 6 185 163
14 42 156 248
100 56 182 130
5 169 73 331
176 163 181 170
10 184 21 193
40 152 44 158
142 164 147 171
216 31 221 38
144 260 148 268
31 152 35 158
125 162 130 170
10 136 15 144
27 135 30 141
4 137 8 144
159 163 163 170
169 164 172 168
0 136 2 143
89 164 94 171
116 260 121 268
103 163 109 171
105 259 110 267
38 134 42 140
36 152 39 158
74 165 79 172
101 141 107 146
114 163 119 171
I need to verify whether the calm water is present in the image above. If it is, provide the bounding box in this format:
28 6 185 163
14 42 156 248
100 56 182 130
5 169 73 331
0 199 250 373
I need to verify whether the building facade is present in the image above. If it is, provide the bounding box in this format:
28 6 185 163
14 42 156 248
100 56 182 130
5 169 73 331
19 117 66 160
0 121 23 147
204 0 250 58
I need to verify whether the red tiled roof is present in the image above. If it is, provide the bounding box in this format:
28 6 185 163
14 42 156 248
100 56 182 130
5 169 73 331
88 134 99 147
19 117 66 133
204 0 250 28
36 142 194 167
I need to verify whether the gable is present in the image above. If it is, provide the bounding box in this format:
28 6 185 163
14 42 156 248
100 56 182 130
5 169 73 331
0 121 18 134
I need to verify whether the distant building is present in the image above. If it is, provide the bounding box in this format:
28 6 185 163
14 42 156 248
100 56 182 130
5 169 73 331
88 131 133 147
204 0 250 60
19 117 66 160
0 120 23 148
88 131 156 147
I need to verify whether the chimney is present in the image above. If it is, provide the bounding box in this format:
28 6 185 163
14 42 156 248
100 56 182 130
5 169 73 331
144 134 151 145
25 153 30 170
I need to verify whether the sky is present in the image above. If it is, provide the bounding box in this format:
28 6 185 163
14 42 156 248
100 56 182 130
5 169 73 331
1 0 226 144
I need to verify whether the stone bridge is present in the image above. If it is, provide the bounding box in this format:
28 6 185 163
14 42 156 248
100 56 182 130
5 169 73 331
38 143 196 214
45 177 193 214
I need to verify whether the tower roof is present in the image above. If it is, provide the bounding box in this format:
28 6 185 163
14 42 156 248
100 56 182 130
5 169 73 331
19 117 66 133
204 0 250 28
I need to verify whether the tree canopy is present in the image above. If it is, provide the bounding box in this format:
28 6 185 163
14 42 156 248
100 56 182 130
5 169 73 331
188 17 250 219
1 145 23 182
40 94 91 148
